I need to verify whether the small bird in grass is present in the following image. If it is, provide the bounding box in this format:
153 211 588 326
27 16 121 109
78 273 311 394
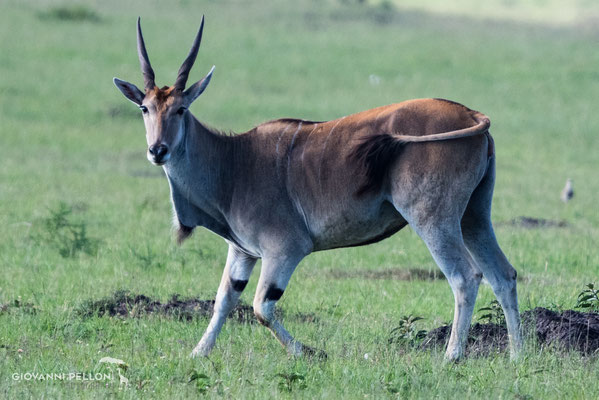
560 178 574 203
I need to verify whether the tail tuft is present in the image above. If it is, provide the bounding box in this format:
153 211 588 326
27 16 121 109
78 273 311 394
351 133 405 196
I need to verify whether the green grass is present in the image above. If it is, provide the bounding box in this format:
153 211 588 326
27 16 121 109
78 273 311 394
380 0 599 25
1 0 599 398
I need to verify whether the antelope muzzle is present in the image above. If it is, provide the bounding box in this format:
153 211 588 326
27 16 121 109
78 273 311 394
148 143 169 165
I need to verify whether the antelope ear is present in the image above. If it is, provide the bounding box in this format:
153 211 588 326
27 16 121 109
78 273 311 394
113 77 145 105
183 66 214 105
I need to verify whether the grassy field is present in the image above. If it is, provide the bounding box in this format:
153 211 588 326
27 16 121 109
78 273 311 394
1 0 599 398
381 0 599 25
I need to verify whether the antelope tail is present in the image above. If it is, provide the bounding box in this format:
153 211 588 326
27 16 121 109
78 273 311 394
351 113 491 196
394 113 490 144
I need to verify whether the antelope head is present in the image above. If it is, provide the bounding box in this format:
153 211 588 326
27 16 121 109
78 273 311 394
113 17 214 166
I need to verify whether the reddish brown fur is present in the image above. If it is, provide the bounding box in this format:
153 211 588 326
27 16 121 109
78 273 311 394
147 86 177 108
349 99 486 195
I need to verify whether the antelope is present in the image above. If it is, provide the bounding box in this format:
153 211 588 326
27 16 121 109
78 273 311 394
113 17 522 361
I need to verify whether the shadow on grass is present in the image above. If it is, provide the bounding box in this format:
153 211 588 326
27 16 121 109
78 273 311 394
326 267 445 281
37 5 101 23
497 216 569 229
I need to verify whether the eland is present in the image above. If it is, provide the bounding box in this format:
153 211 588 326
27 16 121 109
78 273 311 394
113 17 522 360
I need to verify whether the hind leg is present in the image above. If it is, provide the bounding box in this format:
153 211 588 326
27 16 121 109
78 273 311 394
392 172 483 359
395 200 481 359
462 157 522 359
462 220 522 359
412 221 482 360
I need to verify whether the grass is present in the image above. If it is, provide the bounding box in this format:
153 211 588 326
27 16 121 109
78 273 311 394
379 0 599 25
1 0 598 398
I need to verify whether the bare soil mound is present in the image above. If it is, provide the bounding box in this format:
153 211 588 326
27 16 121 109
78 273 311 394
421 307 599 356
77 290 255 323
421 322 508 357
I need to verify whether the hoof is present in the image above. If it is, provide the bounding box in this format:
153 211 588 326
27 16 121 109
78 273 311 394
443 349 464 363
509 349 522 362
190 344 211 359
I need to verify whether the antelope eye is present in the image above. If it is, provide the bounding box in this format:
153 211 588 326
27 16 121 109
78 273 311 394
177 107 187 115
140 105 148 114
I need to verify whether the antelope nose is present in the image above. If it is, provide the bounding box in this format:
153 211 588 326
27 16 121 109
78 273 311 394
149 144 168 163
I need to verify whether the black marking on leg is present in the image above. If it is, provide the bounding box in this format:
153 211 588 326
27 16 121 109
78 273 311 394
230 279 248 292
265 286 284 301
255 313 268 326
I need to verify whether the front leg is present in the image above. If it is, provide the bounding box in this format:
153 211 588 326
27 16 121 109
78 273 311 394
253 252 326 358
191 245 257 358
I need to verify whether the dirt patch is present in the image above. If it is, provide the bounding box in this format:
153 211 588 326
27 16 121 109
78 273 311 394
420 307 599 356
421 323 508 357
0 298 39 315
77 291 255 323
498 216 569 229
76 291 320 324
289 312 320 324
37 5 101 23
530 308 599 354
326 267 445 281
